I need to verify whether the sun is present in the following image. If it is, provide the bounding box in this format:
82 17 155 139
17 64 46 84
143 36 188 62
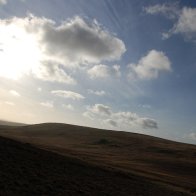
0 23 42 80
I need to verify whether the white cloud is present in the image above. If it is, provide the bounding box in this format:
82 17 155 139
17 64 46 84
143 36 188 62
51 90 85 100
84 104 158 129
37 87 42 92
87 104 112 116
139 118 158 129
83 111 94 120
113 111 139 123
5 101 15 106
128 50 171 80
104 119 118 127
0 0 7 5
144 3 180 19
145 4 196 41
0 15 125 81
0 0 24 4
33 61 76 84
138 104 151 109
87 64 121 79
168 7 196 41
40 101 54 108
186 132 196 141
87 89 106 96
62 104 74 111
9 90 20 97
40 16 126 66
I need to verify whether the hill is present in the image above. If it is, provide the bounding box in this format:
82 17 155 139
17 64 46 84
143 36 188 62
0 120 26 126
0 123 196 195
0 135 191 196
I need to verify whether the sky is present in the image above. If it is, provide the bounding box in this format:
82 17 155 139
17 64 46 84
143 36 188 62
0 0 196 144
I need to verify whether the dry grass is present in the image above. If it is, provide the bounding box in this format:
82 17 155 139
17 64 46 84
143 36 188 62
0 123 196 195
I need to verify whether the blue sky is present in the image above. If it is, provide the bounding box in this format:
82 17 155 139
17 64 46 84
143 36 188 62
0 0 196 144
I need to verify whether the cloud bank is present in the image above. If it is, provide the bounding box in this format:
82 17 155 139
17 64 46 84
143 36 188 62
84 104 158 130
0 14 126 82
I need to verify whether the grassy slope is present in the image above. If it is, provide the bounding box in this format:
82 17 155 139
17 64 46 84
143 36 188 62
0 123 196 195
0 136 190 196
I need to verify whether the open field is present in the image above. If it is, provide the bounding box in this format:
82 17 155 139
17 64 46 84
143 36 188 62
0 123 196 195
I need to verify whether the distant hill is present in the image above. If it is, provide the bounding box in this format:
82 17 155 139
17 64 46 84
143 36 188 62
0 123 196 195
0 120 26 126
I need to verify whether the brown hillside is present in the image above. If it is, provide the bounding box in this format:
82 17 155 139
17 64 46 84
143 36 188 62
0 135 192 196
0 123 196 195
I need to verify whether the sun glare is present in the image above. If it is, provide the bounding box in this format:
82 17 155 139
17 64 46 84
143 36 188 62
0 24 41 79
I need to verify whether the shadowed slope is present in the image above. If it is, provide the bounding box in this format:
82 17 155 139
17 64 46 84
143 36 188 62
0 136 189 196
0 123 196 195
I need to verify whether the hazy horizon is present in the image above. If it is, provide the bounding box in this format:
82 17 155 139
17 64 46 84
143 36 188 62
0 0 196 144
